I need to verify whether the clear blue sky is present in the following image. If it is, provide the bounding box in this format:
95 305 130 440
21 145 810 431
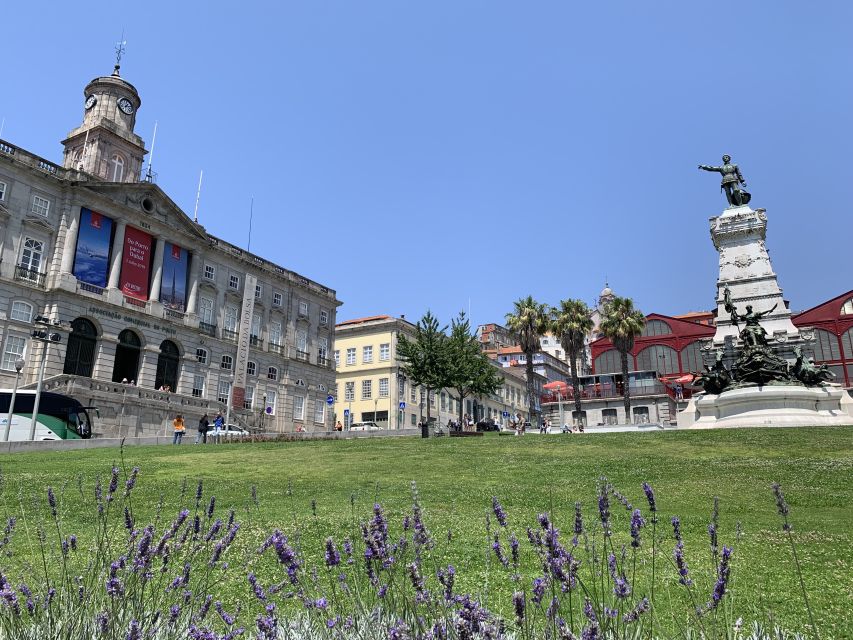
3 2 851 328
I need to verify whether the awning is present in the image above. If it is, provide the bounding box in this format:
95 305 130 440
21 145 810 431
543 381 568 391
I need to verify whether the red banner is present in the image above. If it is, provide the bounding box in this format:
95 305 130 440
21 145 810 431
120 226 153 300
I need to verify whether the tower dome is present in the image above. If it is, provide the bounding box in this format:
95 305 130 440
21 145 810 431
61 63 147 182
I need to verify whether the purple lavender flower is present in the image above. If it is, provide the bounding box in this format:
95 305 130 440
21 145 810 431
124 467 139 497
531 576 546 604
378 583 388 598
124 506 133 531
168 604 180 625
622 597 650 623
613 576 631 599
204 520 223 542
108 467 120 499
195 480 203 504
598 484 611 537
707 546 733 609
61 539 69 556
583 599 597 623
573 501 583 543
772 483 791 531
612 488 632 512
437 565 455 601
96 611 109 633
69 534 77 551
492 496 508 527
206 496 216 519
324 537 341 567
47 488 57 518
492 534 509 568
672 520 692 588
630 509 645 548
671 516 683 542
248 573 266 601
537 512 550 530
512 590 526 623
126 618 141 640
509 532 520 567
105 577 124 597
642 482 657 513
215 601 236 625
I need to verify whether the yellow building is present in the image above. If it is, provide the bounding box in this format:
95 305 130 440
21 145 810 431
333 315 532 429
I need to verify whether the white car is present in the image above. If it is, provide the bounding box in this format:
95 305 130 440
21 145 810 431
218 424 249 437
349 421 382 431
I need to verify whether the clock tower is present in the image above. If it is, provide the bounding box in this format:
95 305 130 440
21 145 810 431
61 63 147 183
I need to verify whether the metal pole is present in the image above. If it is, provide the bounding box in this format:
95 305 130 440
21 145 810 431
3 363 23 441
557 389 564 429
29 341 50 441
224 381 232 443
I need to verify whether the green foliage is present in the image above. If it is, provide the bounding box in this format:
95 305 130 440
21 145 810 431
397 311 451 424
446 312 504 424
599 296 646 417
551 299 594 419
505 296 550 423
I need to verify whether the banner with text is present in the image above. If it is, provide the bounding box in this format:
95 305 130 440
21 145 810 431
160 242 189 311
120 226 153 300
231 273 258 410
73 208 113 287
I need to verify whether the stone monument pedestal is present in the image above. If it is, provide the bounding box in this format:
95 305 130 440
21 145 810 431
680 385 851 429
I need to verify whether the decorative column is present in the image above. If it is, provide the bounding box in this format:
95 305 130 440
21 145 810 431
107 220 127 289
59 208 81 273
149 237 165 302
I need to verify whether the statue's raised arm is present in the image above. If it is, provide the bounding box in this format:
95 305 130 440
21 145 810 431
754 303 778 319
698 164 723 173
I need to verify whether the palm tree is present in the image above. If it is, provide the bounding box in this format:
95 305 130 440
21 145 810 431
599 296 645 423
551 299 593 429
505 296 550 428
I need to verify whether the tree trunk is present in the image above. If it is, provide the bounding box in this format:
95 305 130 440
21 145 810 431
425 388 432 437
457 391 465 430
525 350 536 428
569 344 582 426
621 350 631 423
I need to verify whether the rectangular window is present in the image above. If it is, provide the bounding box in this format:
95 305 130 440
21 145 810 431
361 379 372 399
334 350 340 368
296 329 308 352
267 321 282 347
199 297 214 324
247 361 256 376
318 336 328 361
204 264 215 280
192 374 205 398
19 237 44 273
267 367 278 381
379 378 389 397
441 392 446 410
217 380 231 404
345 382 355 401
320 309 329 325
224 306 238 332
244 386 254 410
31 194 50 217
1 335 27 371
271 292 282 307
229 274 240 290
221 355 233 370
398 378 405 397
362 346 373 363
346 348 356 365
314 400 325 424
410 386 416 403
411 413 416 426
255 283 262 299
0 182 6 201
266 390 277 415
251 315 261 341
380 343 390 361
196 348 207 364
333 383 338 399
298 300 309 317
293 395 305 421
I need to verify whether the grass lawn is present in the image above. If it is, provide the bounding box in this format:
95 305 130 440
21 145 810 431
1 426 851 637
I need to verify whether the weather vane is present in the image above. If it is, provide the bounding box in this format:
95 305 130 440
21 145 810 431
113 30 127 75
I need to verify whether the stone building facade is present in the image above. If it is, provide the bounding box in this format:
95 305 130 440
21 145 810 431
0 64 340 436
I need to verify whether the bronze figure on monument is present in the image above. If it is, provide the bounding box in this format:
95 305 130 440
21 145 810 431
699 154 750 206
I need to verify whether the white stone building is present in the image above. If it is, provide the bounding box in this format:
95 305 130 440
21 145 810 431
0 63 340 436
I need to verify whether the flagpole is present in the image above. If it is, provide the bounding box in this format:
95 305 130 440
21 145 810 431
193 170 203 223
145 120 158 181
248 196 254 252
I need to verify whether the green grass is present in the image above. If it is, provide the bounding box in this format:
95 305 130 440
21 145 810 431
1 427 851 637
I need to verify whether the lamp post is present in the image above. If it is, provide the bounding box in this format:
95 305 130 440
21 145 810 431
3 357 26 441
29 316 62 441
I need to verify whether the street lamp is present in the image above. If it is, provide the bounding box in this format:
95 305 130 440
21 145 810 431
3 357 26 441
29 316 62 441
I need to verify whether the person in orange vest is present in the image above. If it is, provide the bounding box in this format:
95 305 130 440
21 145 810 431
172 414 186 445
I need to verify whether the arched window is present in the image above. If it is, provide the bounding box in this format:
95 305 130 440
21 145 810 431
63 318 98 377
812 328 841 362
10 301 33 323
112 329 141 382
641 320 672 337
636 344 678 375
841 298 853 316
220 355 233 370
680 341 705 373
842 328 853 360
593 349 621 374
155 340 180 391
110 154 125 182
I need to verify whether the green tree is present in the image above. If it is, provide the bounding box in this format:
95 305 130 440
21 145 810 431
599 296 646 422
396 311 450 431
446 312 504 428
551 298 593 428
505 296 549 427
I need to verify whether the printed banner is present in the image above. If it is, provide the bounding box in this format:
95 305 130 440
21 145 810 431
232 273 257 408
160 242 189 311
120 226 153 300
73 208 113 287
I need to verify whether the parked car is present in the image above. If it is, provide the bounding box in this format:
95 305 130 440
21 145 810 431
476 420 501 432
349 421 382 431
220 424 249 437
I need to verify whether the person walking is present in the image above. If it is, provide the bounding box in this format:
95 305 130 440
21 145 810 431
172 414 185 445
213 411 224 443
196 413 209 444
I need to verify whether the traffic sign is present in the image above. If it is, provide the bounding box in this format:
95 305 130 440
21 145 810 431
265 406 272 414
343 409 350 417
399 401 406 410
502 411 510 417
326 395 334 406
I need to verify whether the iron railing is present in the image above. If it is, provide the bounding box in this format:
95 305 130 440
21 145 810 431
15 265 46 288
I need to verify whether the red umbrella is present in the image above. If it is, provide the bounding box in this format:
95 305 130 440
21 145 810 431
543 381 569 391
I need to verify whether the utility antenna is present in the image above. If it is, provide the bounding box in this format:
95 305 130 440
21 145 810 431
193 170 203 223
0 117 5 140
248 196 254 252
113 30 127 75
145 120 158 182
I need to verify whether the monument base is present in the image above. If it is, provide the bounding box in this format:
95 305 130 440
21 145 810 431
678 385 851 429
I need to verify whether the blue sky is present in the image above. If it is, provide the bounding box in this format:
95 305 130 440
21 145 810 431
2 2 851 328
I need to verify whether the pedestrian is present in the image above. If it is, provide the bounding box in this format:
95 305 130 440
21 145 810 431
172 414 185 445
335 420 343 431
196 413 209 444
213 411 224 443
675 383 684 401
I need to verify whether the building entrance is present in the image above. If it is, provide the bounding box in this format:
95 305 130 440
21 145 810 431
63 318 97 377
155 340 180 391
112 330 141 383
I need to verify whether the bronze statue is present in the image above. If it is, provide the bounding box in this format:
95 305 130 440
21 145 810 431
699 155 750 207
791 346 836 386
724 286 777 348
696 350 732 395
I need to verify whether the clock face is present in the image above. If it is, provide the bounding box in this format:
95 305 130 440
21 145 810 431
117 98 134 115
84 95 97 110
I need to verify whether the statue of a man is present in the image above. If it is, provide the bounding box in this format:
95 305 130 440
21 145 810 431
724 286 776 347
699 155 750 206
